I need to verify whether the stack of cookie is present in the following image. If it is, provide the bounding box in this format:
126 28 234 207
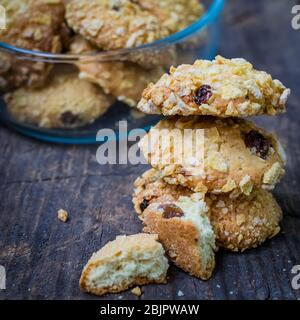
133 56 290 280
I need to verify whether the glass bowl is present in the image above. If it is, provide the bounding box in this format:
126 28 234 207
0 0 224 144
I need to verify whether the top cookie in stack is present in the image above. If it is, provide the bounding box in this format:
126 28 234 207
137 56 290 117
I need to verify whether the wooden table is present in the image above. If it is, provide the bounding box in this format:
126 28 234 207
1 0 300 300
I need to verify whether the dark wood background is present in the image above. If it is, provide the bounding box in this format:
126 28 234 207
1 0 300 300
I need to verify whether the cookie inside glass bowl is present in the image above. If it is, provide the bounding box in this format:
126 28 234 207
0 0 224 143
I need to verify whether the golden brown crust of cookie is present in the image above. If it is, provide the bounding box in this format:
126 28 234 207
137 56 290 117
80 275 164 297
139 117 286 195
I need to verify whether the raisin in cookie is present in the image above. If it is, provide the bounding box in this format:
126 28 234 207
66 0 204 51
0 0 65 91
70 36 164 107
80 233 168 296
137 56 290 117
133 169 283 252
142 194 217 280
139 117 286 195
4 71 114 128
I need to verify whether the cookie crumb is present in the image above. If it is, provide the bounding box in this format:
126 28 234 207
177 290 184 297
131 286 142 297
57 209 68 223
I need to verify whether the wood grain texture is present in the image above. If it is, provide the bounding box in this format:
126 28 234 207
1 0 300 300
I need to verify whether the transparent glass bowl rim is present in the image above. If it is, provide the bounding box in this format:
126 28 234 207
0 0 224 63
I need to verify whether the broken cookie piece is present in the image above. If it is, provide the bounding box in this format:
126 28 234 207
143 194 217 280
79 233 169 296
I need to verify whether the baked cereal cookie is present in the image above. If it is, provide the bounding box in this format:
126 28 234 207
0 0 65 91
143 194 217 280
137 56 291 117
133 169 283 252
139 117 286 195
70 36 164 107
4 71 114 128
66 0 204 51
79 233 169 296
208 190 282 252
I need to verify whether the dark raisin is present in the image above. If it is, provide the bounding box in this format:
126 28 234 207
140 199 150 212
244 130 270 159
160 203 184 219
60 111 80 126
194 85 213 105
111 5 120 11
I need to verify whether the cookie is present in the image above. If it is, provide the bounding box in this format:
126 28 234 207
4 70 114 128
143 194 217 280
137 56 291 117
139 117 286 195
79 233 169 296
66 0 204 51
133 169 283 252
208 190 282 252
0 0 65 91
70 36 164 107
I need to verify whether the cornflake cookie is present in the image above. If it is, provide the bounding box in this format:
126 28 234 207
5 71 114 128
208 190 282 252
0 0 65 91
139 117 286 195
66 0 204 51
137 56 291 117
133 169 283 252
143 194 217 280
79 233 169 296
70 36 164 107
